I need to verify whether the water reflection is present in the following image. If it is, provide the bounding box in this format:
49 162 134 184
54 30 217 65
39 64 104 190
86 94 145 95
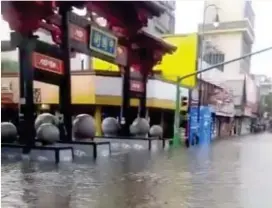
2 133 272 208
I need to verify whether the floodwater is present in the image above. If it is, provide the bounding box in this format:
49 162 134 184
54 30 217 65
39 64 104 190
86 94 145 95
2 133 272 208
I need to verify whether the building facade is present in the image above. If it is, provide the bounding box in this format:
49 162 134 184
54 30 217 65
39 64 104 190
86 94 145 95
145 1 176 35
198 0 257 135
199 0 255 79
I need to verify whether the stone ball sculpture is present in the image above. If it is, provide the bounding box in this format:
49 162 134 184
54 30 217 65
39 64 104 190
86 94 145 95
36 123 60 145
1 122 18 143
73 114 96 140
102 117 120 137
130 117 150 136
35 113 59 130
149 125 163 138
129 123 137 136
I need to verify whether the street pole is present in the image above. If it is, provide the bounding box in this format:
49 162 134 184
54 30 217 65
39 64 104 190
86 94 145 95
198 4 220 123
173 76 181 147
172 46 272 147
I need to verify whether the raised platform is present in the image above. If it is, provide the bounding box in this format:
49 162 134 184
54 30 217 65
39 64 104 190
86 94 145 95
1 143 74 163
1 136 170 164
95 136 170 153
55 140 111 160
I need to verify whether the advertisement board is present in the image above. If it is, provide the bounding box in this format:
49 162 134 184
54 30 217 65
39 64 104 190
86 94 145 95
199 106 212 144
188 106 199 143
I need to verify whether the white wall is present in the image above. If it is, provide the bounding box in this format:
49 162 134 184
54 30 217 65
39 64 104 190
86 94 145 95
205 32 244 80
200 59 225 86
94 76 189 101
245 74 258 104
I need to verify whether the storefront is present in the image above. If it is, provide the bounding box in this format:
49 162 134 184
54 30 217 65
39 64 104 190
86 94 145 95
207 84 235 138
1 71 189 138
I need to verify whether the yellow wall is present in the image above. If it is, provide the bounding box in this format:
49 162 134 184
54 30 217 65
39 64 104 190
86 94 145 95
91 34 199 89
1 75 187 111
1 75 95 104
154 33 198 88
91 58 119 72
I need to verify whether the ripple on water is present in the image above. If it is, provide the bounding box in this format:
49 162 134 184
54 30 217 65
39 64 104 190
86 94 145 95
2 133 272 208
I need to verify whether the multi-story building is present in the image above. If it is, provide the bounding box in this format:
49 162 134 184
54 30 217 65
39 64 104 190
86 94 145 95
145 1 176 35
199 0 255 79
198 0 257 135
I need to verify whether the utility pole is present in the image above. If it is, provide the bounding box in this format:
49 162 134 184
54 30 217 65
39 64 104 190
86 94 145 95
172 46 272 147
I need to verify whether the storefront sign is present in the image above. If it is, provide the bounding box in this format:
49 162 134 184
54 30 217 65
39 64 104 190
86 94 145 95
32 52 64 75
89 26 118 59
69 24 87 44
130 80 144 93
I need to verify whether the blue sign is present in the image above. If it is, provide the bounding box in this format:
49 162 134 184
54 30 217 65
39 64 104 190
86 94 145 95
89 26 118 58
188 106 199 144
188 106 212 145
199 106 212 144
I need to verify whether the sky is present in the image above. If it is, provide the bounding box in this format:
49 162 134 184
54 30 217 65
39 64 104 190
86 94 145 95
175 0 272 77
1 1 272 77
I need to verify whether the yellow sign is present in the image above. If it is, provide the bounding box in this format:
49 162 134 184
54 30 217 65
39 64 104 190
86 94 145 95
154 33 199 88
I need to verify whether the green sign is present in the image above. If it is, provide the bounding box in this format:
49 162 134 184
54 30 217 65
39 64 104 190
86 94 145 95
89 26 118 59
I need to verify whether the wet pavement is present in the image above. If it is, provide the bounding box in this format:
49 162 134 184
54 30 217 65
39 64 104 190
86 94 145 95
2 132 272 208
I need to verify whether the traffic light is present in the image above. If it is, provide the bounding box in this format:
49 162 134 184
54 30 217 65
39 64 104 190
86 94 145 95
181 96 188 108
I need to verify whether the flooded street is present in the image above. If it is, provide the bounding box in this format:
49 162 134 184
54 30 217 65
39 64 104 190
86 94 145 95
2 133 272 208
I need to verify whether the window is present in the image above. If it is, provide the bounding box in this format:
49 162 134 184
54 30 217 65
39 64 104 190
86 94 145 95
203 52 225 71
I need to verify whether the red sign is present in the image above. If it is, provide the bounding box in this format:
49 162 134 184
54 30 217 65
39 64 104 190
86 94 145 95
69 24 87 44
1 92 13 104
130 80 144 93
32 52 63 74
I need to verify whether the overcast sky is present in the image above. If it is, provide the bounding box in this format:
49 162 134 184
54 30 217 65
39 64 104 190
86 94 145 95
175 0 272 78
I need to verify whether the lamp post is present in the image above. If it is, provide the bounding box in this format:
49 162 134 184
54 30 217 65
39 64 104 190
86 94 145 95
197 4 220 135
